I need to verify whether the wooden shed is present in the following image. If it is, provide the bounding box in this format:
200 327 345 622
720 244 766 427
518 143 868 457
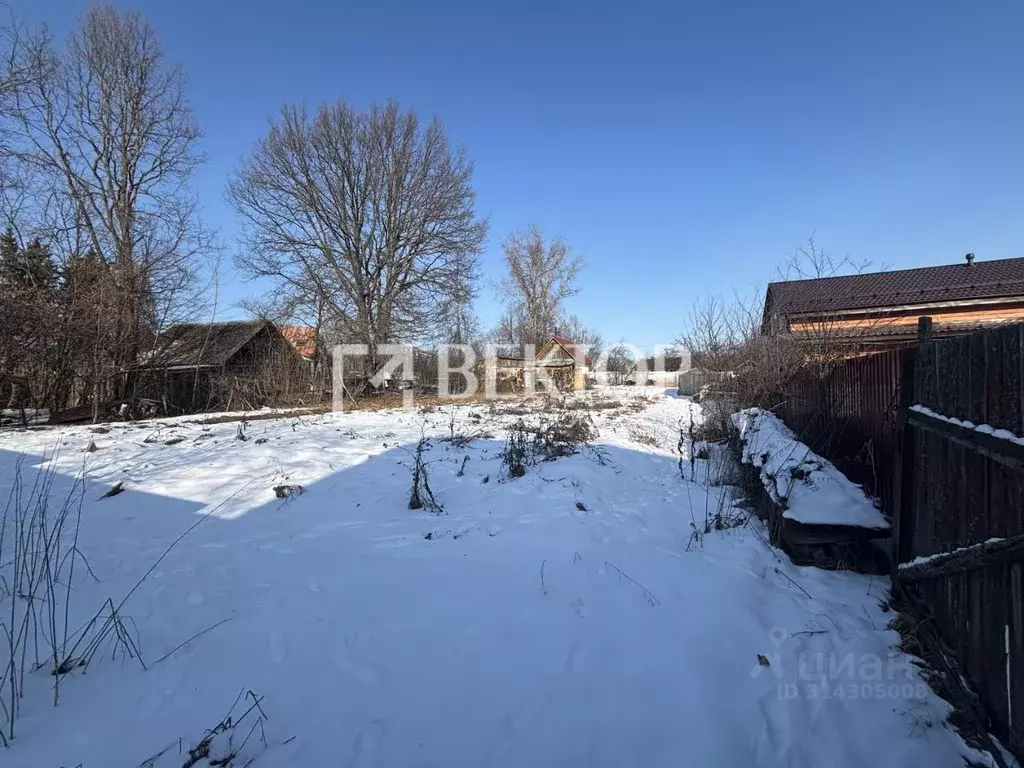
129 320 310 413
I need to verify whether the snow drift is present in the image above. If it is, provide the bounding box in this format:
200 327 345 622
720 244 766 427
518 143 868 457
731 407 890 531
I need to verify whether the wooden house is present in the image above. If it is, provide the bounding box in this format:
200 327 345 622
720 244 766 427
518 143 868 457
533 337 592 390
483 337 592 393
762 254 1024 353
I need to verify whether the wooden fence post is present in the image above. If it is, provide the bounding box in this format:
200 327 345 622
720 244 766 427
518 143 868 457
892 349 914 565
917 315 933 344
892 318 931 566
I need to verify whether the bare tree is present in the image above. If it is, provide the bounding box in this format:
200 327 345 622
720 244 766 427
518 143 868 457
778 233 872 281
679 294 744 373
774 235 893 365
0 15 48 207
678 289 802 407
554 312 602 360
6 6 210 409
228 100 487 369
604 343 636 385
497 226 584 348
679 236 886 408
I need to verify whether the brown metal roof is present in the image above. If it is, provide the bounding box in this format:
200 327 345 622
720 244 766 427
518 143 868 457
766 257 1024 317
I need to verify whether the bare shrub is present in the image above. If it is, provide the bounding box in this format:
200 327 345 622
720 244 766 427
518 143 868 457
441 404 492 448
685 468 751 549
561 397 620 411
678 237 892 412
407 437 442 513
686 503 749 550
603 344 637 385
1 453 247 746
0 453 149 745
499 413 600 480
500 421 530 479
702 442 744 488
175 689 270 768
533 413 597 460
692 398 734 443
679 291 802 410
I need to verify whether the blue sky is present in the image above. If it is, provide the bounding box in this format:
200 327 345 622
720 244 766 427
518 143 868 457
24 0 1024 349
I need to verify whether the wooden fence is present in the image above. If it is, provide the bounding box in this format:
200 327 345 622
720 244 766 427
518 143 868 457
778 347 909 516
777 321 1024 759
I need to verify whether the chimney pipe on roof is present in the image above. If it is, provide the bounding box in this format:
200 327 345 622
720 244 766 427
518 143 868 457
965 252 975 266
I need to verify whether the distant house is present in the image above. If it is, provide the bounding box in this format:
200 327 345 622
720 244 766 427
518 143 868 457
484 336 592 392
481 354 527 393
535 336 591 390
280 325 318 362
762 255 1024 352
130 320 309 412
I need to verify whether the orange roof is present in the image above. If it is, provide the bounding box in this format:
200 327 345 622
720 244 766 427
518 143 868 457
280 325 317 359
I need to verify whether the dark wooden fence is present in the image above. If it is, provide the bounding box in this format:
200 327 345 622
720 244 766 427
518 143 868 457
778 347 909 517
777 321 1024 759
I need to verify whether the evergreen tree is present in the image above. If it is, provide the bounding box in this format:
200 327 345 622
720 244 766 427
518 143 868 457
20 239 55 291
0 228 18 286
0 231 55 292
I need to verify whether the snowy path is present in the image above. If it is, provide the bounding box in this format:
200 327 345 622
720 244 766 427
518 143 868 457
0 389 999 767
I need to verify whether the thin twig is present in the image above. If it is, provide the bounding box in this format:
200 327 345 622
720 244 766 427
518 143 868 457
772 566 812 599
154 618 233 664
604 561 660 606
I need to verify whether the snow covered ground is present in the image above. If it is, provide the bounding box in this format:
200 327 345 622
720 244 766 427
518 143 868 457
0 388 1005 767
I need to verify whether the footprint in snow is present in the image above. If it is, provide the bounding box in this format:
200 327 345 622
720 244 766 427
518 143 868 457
335 655 383 686
569 597 586 619
347 719 387 768
564 640 586 671
187 591 205 606
266 631 287 664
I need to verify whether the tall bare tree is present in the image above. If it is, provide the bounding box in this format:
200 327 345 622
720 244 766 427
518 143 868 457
497 226 584 348
228 100 487 366
6 6 209 407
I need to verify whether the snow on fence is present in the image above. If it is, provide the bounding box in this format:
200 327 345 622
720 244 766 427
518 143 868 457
731 408 890 531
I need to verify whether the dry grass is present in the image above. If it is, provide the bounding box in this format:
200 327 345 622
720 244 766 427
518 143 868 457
627 424 659 447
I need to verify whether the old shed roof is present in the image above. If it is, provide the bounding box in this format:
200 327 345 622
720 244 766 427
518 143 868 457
144 320 270 369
